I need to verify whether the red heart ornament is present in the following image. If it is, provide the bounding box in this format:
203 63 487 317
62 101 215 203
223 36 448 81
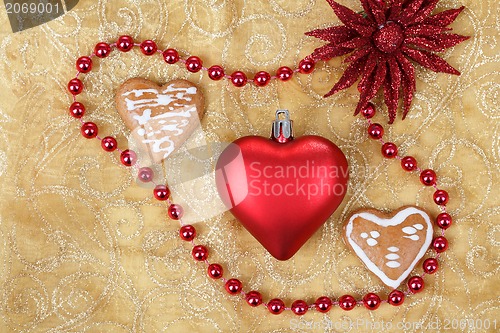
215 111 348 260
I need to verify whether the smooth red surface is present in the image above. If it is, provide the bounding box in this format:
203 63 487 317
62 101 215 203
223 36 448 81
215 135 349 260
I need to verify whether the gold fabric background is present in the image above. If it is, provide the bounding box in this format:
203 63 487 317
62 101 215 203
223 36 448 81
0 0 498 332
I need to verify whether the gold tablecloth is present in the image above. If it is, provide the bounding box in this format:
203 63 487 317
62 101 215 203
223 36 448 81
0 1 498 332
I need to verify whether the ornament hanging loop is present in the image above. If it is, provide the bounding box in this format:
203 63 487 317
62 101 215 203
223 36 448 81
272 110 294 143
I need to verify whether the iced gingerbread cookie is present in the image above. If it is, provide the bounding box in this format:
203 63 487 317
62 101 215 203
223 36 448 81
343 206 433 289
116 78 205 163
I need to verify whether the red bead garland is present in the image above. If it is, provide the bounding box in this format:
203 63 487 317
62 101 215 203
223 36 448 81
68 39 453 315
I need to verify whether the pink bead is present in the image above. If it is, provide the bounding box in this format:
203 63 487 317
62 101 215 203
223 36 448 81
120 149 137 167
276 66 293 81
363 293 381 310
179 225 196 241
401 156 417 171
192 245 208 261
168 204 184 220
245 291 262 307
76 56 92 73
368 123 384 139
207 263 223 279
420 169 437 186
185 56 203 73
94 42 111 58
225 278 242 295
434 189 449 205
68 78 83 95
291 300 308 316
101 136 117 152
208 65 225 80
138 167 154 183
338 295 356 311
433 236 448 253
388 290 405 306
423 258 439 274
230 71 247 87
140 40 157 55
163 49 179 64
408 276 424 293
382 142 398 158
298 58 315 74
315 296 332 313
267 298 285 315
361 102 376 119
117 35 134 52
253 71 271 87
436 212 452 229
153 185 170 201
69 102 85 118
81 122 98 139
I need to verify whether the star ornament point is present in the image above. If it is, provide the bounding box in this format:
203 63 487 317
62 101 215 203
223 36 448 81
306 0 469 123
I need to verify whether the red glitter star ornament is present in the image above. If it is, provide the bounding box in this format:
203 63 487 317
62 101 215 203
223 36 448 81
306 0 469 123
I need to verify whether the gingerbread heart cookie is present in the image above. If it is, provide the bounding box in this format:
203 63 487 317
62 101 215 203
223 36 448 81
343 206 432 289
116 78 204 163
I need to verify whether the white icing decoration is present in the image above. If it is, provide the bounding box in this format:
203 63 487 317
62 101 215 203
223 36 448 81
385 253 400 260
366 238 378 246
361 232 369 239
370 231 380 238
413 223 424 230
402 226 417 234
345 207 433 289
388 247 399 252
404 235 420 241
386 261 401 268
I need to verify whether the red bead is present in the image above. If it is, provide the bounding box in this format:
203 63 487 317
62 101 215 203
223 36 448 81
168 204 184 220
185 56 203 73
423 258 439 274
291 300 308 316
382 142 398 158
368 123 384 139
192 245 208 261
225 278 243 295
117 35 134 52
401 156 417 171
94 42 111 58
253 71 271 87
433 236 448 253
81 122 98 139
338 295 356 311
388 290 405 306
138 167 154 183
267 298 285 315
298 58 315 74
76 56 92 73
245 291 262 307
163 49 180 64
120 149 137 167
207 263 223 279
101 136 117 152
208 65 225 80
362 293 381 310
436 212 452 229
276 66 293 81
179 225 196 241
408 276 424 293
361 102 376 119
434 189 449 205
230 71 247 87
153 185 170 201
315 296 332 313
68 78 83 95
69 102 85 118
140 40 157 55
420 169 437 186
